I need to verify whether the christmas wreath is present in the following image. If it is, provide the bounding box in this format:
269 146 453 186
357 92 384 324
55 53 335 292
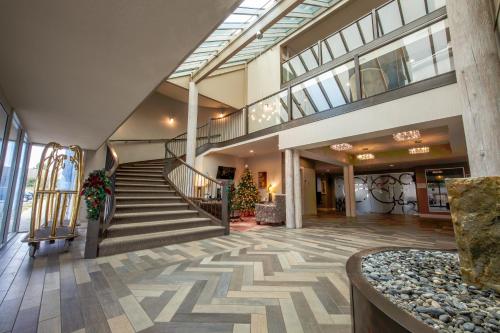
80 169 112 220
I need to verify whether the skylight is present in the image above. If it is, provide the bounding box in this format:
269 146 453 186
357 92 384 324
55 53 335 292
169 0 343 78
224 0 343 67
170 0 277 78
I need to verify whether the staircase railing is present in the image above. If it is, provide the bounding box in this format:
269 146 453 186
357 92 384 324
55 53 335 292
85 141 119 258
164 144 230 235
100 142 119 238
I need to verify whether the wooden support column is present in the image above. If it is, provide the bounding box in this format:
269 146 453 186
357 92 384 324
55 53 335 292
447 0 500 176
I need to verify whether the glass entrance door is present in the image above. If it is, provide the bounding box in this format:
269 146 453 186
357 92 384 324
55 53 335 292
0 115 21 244
6 133 29 240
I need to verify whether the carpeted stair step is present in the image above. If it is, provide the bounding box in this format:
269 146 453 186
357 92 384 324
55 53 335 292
116 171 163 178
115 177 165 183
115 202 189 213
106 217 212 237
115 183 172 191
115 196 182 204
98 226 225 256
114 189 177 197
113 210 199 223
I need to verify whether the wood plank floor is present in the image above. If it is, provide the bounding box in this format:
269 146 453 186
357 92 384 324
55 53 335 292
0 214 455 333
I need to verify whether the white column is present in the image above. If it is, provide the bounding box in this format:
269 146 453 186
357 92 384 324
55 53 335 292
284 149 295 229
348 164 356 217
447 0 500 176
186 81 198 166
293 150 303 228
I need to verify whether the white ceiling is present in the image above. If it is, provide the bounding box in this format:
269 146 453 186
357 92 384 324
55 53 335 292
0 0 240 149
205 135 279 158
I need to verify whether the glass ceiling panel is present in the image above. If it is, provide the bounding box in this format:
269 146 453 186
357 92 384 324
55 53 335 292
170 0 343 78
226 0 343 68
170 0 276 77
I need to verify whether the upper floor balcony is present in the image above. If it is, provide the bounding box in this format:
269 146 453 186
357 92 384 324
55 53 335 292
281 0 447 84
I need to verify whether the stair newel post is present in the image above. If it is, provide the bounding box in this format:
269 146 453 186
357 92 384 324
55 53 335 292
221 180 230 235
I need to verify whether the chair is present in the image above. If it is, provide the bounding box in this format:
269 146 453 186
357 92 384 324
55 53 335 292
255 194 286 225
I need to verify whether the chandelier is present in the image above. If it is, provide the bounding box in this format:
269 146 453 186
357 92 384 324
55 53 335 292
409 146 430 154
393 130 421 142
357 153 375 160
330 143 353 151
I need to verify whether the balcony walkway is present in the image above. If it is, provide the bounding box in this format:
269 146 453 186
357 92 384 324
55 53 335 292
0 215 455 333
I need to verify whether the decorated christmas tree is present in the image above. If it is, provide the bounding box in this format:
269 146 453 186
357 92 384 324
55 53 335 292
233 167 260 216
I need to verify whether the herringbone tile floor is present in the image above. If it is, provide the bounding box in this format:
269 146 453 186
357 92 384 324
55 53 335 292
0 215 455 333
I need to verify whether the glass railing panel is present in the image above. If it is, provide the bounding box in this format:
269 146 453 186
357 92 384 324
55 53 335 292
291 60 356 119
248 90 289 133
359 18 453 98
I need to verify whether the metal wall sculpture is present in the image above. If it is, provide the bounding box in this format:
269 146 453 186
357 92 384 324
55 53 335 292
335 172 418 215
23 142 84 256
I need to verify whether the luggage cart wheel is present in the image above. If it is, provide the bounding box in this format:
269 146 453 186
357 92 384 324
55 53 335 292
29 243 38 258
63 238 73 252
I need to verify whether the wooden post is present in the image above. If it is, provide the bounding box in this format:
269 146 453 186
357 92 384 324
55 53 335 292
221 180 230 235
447 0 500 177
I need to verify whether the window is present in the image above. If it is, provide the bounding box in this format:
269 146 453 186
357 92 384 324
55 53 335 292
359 19 453 98
0 114 21 242
291 61 356 119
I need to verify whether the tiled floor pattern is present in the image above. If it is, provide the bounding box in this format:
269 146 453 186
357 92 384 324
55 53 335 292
0 215 455 333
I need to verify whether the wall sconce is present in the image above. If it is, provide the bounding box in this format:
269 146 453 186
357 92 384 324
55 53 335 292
167 117 174 125
218 112 224 118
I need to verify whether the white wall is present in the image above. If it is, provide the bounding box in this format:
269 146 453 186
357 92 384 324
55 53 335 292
279 84 463 150
245 152 282 201
111 92 218 141
198 69 246 109
247 47 281 104
84 144 107 176
196 153 246 184
109 92 220 163
197 151 283 201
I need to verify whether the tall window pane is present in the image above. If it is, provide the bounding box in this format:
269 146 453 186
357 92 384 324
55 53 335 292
377 1 403 35
7 134 29 239
360 19 453 98
291 61 355 119
0 117 21 241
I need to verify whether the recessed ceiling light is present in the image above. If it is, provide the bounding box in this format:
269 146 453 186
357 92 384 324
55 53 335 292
409 147 430 154
330 143 353 151
389 164 395 167
357 153 375 160
393 130 421 142
249 150 254 153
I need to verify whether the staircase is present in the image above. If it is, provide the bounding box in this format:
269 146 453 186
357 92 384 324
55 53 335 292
98 159 225 256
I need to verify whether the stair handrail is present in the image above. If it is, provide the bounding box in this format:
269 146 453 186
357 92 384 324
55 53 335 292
164 144 230 235
100 141 119 238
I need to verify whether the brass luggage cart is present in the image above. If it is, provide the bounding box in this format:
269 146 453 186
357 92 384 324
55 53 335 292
22 142 84 257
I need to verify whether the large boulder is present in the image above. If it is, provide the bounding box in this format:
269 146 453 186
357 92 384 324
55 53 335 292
446 176 500 292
